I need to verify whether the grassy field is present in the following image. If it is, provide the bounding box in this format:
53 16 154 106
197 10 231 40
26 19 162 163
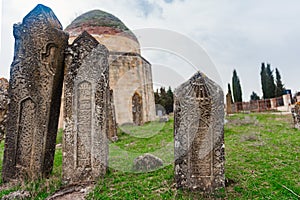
0 113 299 199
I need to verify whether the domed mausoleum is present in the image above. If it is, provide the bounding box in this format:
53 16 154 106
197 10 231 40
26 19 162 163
63 10 156 125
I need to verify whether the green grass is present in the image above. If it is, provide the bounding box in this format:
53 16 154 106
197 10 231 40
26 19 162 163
109 119 174 172
225 113 300 199
0 134 63 199
0 113 300 199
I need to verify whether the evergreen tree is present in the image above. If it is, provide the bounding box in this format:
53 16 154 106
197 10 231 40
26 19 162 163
261 62 277 99
265 63 276 98
260 63 267 99
159 87 167 108
275 68 285 97
232 69 243 102
250 91 260 101
154 89 159 104
154 86 174 114
165 86 174 114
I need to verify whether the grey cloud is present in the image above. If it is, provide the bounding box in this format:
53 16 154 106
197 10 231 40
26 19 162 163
1 0 300 100
136 0 163 17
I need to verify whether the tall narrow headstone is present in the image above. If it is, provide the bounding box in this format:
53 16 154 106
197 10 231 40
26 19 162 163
2 4 68 182
226 92 233 115
107 89 118 141
174 72 225 192
292 103 300 129
63 31 109 183
0 78 9 142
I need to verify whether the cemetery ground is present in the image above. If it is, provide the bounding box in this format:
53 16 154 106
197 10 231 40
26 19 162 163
0 113 299 199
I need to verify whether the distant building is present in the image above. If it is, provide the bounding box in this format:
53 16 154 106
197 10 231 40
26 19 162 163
59 10 156 126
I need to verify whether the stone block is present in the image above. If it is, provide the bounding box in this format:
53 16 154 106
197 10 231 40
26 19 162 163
133 153 163 172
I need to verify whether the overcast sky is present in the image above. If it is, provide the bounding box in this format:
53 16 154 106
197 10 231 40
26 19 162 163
1 0 300 100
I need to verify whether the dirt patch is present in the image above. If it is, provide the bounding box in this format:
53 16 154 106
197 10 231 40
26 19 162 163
46 183 94 200
240 132 260 142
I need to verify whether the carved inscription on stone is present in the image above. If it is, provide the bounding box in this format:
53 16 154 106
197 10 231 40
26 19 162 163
174 72 225 192
77 81 92 167
63 31 110 184
2 4 68 182
107 89 118 141
132 92 143 125
292 103 300 129
0 78 9 142
16 98 36 170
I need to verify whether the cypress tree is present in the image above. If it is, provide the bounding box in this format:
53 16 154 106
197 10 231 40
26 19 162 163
166 86 174 114
261 62 277 99
250 91 260 101
260 63 267 99
265 63 276 98
154 89 159 104
275 68 285 97
155 87 174 114
232 69 243 102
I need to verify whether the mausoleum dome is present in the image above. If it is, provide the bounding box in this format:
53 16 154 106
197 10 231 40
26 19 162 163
65 10 140 53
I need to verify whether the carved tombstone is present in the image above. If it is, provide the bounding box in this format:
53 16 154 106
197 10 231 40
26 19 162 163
226 92 233 115
132 92 143 125
292 103 300 129
0 78 9 142
107 90 118 141
2 4 68 182
174 72 225 192
63 31 109 183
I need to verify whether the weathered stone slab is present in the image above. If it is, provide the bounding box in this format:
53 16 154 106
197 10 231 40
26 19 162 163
174 72 225 192
63 31 109 184
107 89 118 142
133 153 163 172
132 92 143 125
2 4 68 182
226 92 233 115
292 103 300 129
0 78 9 142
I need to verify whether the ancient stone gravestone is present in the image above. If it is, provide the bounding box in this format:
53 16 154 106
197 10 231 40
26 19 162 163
226 92 233 115
0 78 9 142
292 103 300 129
63 31 109 184
2 4 68 182
174 72 225 192
107 89 118 142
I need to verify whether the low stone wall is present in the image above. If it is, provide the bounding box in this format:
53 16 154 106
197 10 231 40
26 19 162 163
227 96 288 114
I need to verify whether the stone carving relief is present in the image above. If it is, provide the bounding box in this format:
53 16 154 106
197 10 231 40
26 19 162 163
0 78 9 142
132 92 143 125
63 31 110 184
107 89 118 141
2 4 68 182
292 103 300 129
174 72 225 192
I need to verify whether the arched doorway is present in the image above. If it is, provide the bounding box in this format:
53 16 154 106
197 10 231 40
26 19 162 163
132 92 143 125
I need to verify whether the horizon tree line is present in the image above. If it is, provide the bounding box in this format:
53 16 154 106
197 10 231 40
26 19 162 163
227 62 285 103
154 86 174 114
